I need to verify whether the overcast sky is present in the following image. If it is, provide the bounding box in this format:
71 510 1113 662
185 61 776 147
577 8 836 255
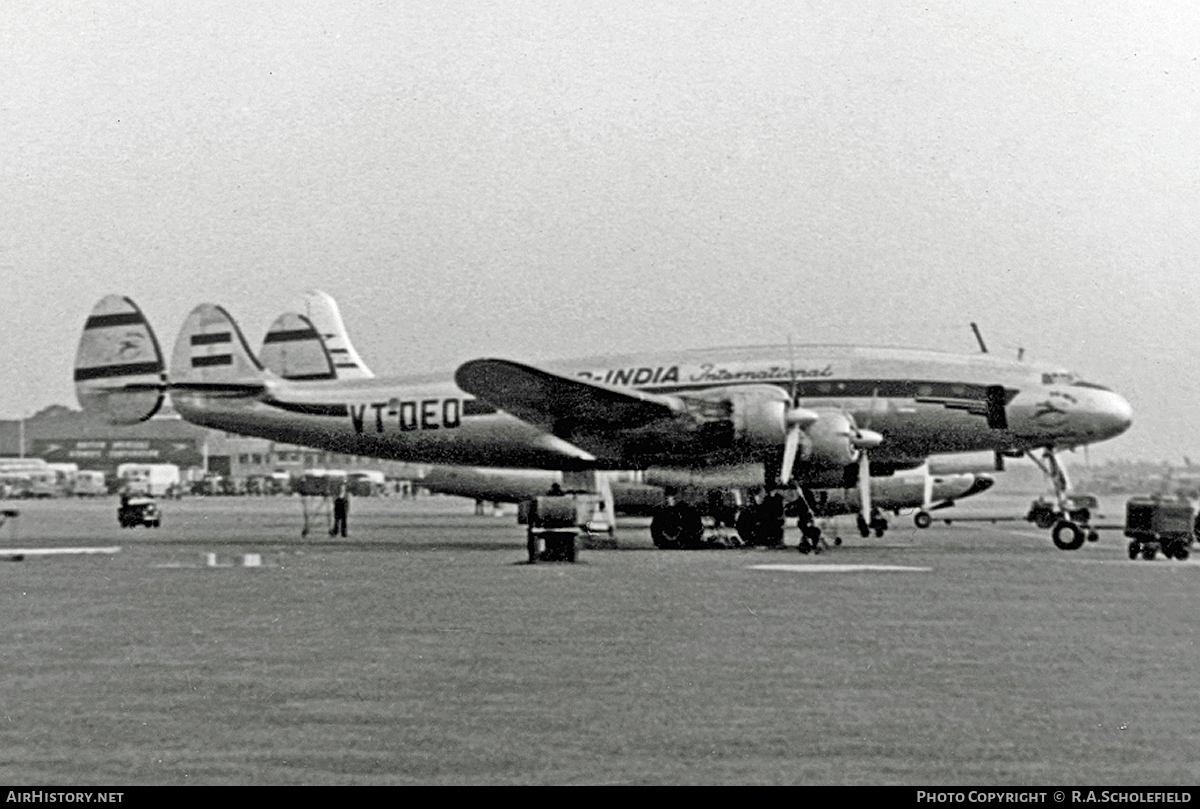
3 1 1198 462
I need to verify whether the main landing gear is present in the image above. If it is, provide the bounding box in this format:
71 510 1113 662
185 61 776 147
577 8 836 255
648 488 829 552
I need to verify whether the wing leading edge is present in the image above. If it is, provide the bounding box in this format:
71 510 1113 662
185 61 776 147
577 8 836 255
455 358 684 432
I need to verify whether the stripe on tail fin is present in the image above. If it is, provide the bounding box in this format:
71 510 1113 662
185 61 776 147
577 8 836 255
170 304 269 393
74 295 166 424
260 313 337 380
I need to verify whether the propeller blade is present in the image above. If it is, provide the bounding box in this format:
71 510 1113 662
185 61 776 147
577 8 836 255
858 449 872 523
787 336 798 405
862 387 880 430
854 408 878 526
779 426 802 485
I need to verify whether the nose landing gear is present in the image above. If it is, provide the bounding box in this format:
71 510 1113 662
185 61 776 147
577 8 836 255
1028 449 1100 550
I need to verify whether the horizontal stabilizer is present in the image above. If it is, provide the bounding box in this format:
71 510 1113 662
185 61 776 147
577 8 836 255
74 295 166 424
170 303 269 394
455 358 682 431
260 313 337 380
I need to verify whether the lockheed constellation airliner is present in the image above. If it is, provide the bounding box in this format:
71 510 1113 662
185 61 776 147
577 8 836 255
74 294 1132 550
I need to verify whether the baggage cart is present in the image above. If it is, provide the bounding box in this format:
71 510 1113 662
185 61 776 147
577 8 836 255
1124 497 1194 561
519 494 599 563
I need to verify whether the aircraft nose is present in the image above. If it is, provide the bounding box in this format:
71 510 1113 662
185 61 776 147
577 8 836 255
1095 390 1133 440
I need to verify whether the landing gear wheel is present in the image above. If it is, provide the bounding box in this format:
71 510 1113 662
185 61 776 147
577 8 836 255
871 516 888 538
914 511 932 529
760 517 785 548
651 506 703 549
796 524 823 555
1051 520 1085 551
737 504 784 547
735 509 759 546
1127 541 1140 560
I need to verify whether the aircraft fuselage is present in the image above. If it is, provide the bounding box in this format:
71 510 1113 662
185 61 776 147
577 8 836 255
171 343 1131 473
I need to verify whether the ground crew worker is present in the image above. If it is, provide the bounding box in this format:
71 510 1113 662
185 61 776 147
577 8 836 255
330 478 350 538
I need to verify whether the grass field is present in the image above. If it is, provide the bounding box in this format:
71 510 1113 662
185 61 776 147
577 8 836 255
0 494 1196 785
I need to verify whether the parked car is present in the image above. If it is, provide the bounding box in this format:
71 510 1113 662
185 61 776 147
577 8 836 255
118 495 161 528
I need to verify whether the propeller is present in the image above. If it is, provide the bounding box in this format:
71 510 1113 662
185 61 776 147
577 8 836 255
776 340 883 490
778 338 817 487
854 389 884 527
778 406 817 486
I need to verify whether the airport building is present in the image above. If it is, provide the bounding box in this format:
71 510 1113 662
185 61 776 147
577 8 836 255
0 403 426 494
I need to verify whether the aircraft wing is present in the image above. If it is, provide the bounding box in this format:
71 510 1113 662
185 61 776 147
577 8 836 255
455 359 684 432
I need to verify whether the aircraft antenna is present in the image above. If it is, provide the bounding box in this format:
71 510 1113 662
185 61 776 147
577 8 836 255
970 322 988 354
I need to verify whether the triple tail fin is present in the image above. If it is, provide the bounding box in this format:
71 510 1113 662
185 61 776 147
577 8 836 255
74 295 167 424
170 303 270 393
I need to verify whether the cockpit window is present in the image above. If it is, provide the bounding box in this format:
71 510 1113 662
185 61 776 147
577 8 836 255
1071 381 1112 392
1041 372 1077 385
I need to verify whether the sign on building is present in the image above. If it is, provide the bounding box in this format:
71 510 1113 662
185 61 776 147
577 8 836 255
30 439 202 470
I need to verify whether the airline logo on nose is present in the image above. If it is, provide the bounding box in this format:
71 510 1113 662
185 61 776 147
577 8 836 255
1034 390 1077 422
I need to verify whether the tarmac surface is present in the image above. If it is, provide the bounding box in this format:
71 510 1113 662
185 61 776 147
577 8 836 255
0 492 1197 785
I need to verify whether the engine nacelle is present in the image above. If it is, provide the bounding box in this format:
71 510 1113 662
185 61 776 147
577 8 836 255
801 410 860 469
720 386 791 448
686 388 880 473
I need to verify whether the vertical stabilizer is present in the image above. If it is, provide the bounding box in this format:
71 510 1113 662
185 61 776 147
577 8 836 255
73 296 166 424
298 289 375 379
170 304 268 389
260 313 337 380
